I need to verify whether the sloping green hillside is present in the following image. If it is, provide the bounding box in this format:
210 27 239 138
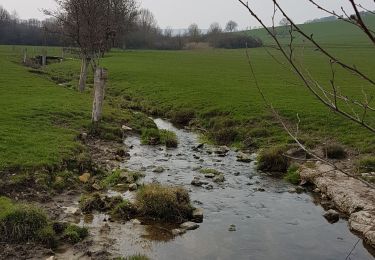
248 14 375 47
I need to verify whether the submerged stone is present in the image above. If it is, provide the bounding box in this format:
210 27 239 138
180 222 199 230
192 208 204 223
324 209 340 223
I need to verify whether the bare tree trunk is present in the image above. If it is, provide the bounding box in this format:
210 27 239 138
61 48 64 60
23 48 27 64
42 49 47 66
92 67 108 123
79 57 89 92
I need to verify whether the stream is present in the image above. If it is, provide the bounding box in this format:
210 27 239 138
67 118 374 260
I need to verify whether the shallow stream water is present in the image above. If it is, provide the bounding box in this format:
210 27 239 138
71 118 374 260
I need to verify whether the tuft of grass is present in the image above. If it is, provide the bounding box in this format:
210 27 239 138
257 146 290 173
141 128 161 145
63 224 88 244
101 169 145 188
0 197 51 243
169 109 195 126
79 193 107 213
284 164 301 185
160 130 178 148
111 200 138 220
141 128 178 148
357 156 375 173
323 144 347 159
210 128 238 145
135 184 194 223
199 168 223 175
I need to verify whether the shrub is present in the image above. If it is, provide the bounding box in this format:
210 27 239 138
284 164 301 185
257 146 289 173
111 200 138 220
63 224 88 244
0 197 49 243
209 33 262 49
323 144 347 159
160 130 178 148
357 157 375 173
170 109 195 126
136 184 194 222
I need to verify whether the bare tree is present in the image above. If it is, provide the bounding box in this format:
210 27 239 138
47 0 136 123
208 22 222 35
225 20 238 32
187 23 201 42
237 0 375 187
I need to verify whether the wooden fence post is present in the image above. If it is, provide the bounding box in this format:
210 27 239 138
92 67 108 123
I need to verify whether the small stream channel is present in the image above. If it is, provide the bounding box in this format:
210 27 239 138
67 118 374 260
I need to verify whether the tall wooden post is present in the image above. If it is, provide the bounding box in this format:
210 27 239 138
92 68 108 123
42 49 47 66
23 48 27 64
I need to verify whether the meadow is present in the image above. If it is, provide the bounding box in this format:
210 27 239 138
1 15 375 173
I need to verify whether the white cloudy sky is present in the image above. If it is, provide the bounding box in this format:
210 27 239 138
0 0 374 29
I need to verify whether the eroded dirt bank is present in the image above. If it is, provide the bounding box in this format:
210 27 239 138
300 162 375 248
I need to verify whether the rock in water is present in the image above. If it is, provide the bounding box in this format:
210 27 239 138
131 219 141 225
191 177 208 187
213 174 225 183
171 228 186 236
236 152 253 163
192 208 204 223
228 224 237 232
129 183 138 191
153 166 165 173
64 207 81 216
324 209 340 223
180 222 199 230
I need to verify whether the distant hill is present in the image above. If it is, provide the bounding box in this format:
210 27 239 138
246 14 375 47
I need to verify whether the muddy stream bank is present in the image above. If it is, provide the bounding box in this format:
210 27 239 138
57 118 374 260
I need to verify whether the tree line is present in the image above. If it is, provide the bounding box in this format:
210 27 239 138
0 4 262 50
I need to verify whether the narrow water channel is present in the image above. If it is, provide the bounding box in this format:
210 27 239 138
77 118 374 260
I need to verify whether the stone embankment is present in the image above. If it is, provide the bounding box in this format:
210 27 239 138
300 162 375 247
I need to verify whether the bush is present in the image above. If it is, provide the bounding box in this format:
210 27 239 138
323 144 347 159
284 164 301 185
111 200 138 220
257 146 289 173
357 157 375 173
136 184 194 222
170 109 195 126
63 224 88 244
0 197 49 243
160 130 178 148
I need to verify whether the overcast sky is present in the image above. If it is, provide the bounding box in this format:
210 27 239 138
1 0 374 29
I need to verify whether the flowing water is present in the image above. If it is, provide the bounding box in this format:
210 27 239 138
73 118 374 260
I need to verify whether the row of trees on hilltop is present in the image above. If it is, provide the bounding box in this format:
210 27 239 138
0 4 262 51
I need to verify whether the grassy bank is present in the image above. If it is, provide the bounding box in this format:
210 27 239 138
0 45 155 173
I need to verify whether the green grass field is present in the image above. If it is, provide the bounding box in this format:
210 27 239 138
0 15 374 172
247 13 375 47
